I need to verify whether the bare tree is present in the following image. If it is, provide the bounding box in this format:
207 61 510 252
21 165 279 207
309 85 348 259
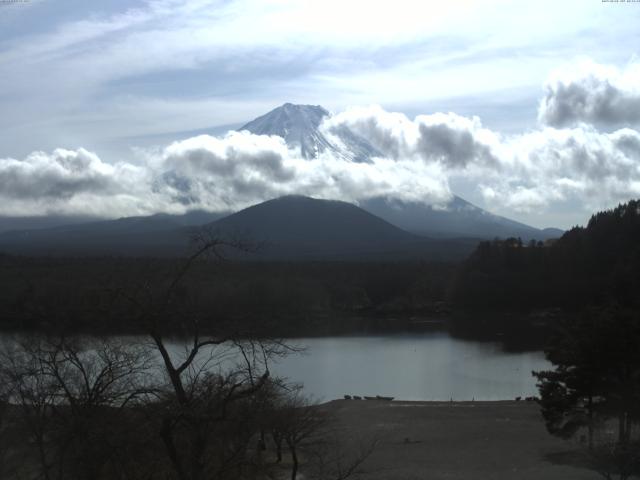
0 363 19 479
264 386 326 480
267 387 377 480
0 335 153 480
113 229 296 480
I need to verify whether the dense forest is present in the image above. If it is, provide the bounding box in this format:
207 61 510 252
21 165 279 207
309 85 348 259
452 199 640 312
0 256 454 336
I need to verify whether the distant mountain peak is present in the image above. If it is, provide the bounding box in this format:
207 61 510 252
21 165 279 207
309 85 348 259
360 195 562 241
239 103 381 162
281 103 328 113
240 104 328 134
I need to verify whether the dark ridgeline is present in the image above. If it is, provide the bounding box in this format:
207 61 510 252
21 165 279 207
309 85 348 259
0 195 477 261
213 195 415 246
360 195 563 241
0 209 228 257
204 195 478 261
0 214 99 233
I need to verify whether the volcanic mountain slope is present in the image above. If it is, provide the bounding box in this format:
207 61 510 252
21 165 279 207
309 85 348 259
240 103 562 241
239 103 382 162
205 195 478 261
359 196 562 241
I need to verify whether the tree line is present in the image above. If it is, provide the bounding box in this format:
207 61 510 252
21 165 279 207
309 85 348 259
0 255 455 336
452 199 640 313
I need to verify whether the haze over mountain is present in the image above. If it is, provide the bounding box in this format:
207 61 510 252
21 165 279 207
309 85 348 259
0 210 227 257
0 210 225 234
0 215 100 234
360 196 564 240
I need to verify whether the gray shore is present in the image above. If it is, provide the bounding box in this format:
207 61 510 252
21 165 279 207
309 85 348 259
322 400 598 480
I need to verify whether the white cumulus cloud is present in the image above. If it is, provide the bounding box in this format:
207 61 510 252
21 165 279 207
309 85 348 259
0 148 155 217
156 131 453 211
538 59 640 129
323 105 500 168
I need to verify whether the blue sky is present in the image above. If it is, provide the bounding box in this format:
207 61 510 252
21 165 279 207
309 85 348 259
1 0 640 228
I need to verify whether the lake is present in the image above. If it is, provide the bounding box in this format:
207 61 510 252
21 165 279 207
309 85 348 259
165 332 551 402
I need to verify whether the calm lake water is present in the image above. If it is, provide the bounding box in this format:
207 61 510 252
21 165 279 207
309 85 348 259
164 332 550 402
5 331 549 402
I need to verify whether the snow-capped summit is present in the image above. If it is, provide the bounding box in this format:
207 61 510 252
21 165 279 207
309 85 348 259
239 103 381 162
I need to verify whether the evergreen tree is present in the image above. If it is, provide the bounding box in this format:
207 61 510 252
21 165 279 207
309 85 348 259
534 306 640 479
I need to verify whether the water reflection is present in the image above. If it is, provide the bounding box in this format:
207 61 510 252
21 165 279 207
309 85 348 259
262 333 549 401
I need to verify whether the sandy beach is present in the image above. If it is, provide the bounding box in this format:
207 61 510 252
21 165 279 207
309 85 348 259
321 399 599 480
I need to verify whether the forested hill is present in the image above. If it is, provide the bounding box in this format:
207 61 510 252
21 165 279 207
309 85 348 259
452 199 640 312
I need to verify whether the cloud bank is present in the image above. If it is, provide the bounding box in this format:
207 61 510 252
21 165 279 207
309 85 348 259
0 148 153 217
323 98 640 213
1 60 639 225
159 131 452 211
538 59 640 129
323 106 500 168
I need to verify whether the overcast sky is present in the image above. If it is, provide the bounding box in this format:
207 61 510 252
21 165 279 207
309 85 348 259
1 0 639 228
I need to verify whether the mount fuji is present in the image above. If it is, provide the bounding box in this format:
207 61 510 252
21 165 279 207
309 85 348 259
240 103 562 241
240 103 382 163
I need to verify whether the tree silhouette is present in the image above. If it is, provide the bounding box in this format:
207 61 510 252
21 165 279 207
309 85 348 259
533 306 640 479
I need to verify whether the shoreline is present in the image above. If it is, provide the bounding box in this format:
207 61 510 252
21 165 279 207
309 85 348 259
325 399 538 404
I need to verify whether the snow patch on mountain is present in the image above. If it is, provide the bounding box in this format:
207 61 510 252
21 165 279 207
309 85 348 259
239 103 382 162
